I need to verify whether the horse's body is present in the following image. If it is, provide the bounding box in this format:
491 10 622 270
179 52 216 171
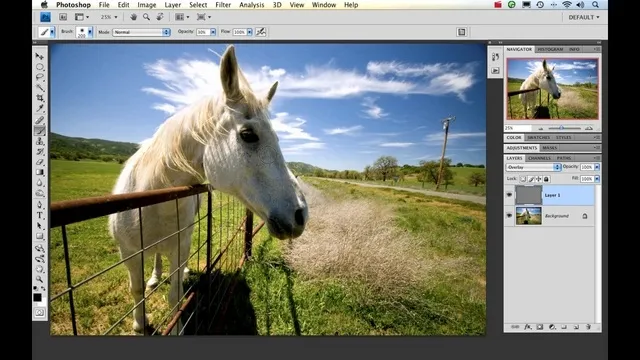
108 45 308 335
518 59 561 119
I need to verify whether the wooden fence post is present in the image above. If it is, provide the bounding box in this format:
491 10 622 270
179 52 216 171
244 208 254 259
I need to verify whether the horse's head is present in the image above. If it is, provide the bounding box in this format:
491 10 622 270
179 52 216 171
203 45 308 240
539 59 561 100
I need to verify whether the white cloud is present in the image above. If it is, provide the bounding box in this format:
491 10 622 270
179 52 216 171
281 142 325 155
380 142 414 148
367 61 459 77
413 125 427 131
424 131 486 143
372 132 401 136
324 125 363 135
141 49 480 114
361 97 388 119
414 154 437 160
269 112 319 141
525 60 598 83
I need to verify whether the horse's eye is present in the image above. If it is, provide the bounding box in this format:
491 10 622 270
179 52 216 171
239 129 259 143
546 75 552 80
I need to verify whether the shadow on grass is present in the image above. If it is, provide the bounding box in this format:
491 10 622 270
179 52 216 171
176 268 258 335
255 239 302 336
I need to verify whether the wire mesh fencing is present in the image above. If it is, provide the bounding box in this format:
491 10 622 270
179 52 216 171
48 184 263 336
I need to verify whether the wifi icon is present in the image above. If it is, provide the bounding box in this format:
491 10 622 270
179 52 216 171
562 1 572 7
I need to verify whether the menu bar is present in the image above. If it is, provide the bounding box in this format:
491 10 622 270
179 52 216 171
33 0 609 10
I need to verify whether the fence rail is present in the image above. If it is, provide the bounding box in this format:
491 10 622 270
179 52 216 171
49 184 263 336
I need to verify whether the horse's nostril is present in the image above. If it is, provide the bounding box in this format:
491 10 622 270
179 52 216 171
294 208 305 226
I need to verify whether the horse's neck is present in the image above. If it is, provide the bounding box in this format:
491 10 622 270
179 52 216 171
527 72 542 89
139 102 212 189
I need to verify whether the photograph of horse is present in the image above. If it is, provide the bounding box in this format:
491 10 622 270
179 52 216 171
506 58 599 120
48 43 487 336
107 46 308 335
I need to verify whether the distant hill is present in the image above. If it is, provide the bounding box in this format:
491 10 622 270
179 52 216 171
287 161 324 176
49 133 323 173
50 133 139 162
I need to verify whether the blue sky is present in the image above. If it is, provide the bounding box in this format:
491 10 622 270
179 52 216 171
507 58 598 86
516 207 541 216
51 44 486 171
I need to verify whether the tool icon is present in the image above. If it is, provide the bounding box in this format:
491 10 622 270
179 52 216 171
256 27 266 36
130 13 137 20
35 53 44 60
492 52 500 61
35 254 46 263
35 244 45 252
37 222 44 229
36 104 45 113
37 200 43 209
37 148 45 155
156 13 164 20
36 73 45 81
36 265 45 273
34 125 46 136
36 137 45 146
35 116 45 124
36 179 44 186
36 84 45 92
35 189 45 197
36 94 45 102
36 63 45 71
143 13 150 20
36 275 44 283
36 159 44 166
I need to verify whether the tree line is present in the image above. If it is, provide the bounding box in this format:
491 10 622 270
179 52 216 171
310 155 486 189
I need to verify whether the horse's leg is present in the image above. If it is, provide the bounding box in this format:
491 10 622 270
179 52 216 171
523 102 528 119
167 236 191 335
123 252 148 333
146 253 163 289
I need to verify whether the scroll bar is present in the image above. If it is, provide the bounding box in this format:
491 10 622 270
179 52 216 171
595 184 602 325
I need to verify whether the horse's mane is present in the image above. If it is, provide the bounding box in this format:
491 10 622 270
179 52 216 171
130 63 268 189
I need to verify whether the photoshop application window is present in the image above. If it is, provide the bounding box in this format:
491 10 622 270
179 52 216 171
32 0 607 358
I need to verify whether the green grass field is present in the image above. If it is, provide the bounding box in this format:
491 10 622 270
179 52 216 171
49 159 486 336
507 79 598 120
345 167 486 196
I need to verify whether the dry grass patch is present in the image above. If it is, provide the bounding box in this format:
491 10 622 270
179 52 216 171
284 182 430 294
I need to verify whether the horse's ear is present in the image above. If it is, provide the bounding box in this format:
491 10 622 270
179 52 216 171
220 45 241 100
266 81 278 103
542 59 548 71
551 65 555 71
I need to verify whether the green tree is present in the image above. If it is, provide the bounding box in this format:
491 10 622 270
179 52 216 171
373 155 398 182
468 172 486 187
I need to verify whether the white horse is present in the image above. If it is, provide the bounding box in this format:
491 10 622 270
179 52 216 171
108 45 308 335
519 59 562 119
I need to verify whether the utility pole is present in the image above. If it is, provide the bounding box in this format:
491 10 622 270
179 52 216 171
435 115 455 190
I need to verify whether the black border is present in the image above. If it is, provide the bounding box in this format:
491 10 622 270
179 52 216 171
32 40 607 360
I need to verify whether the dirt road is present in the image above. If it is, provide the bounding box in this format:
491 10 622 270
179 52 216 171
311 178 486 205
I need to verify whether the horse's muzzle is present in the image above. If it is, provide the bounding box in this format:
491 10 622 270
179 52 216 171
552 93 561 100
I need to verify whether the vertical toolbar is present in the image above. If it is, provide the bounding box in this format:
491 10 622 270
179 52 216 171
32 45 48 322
